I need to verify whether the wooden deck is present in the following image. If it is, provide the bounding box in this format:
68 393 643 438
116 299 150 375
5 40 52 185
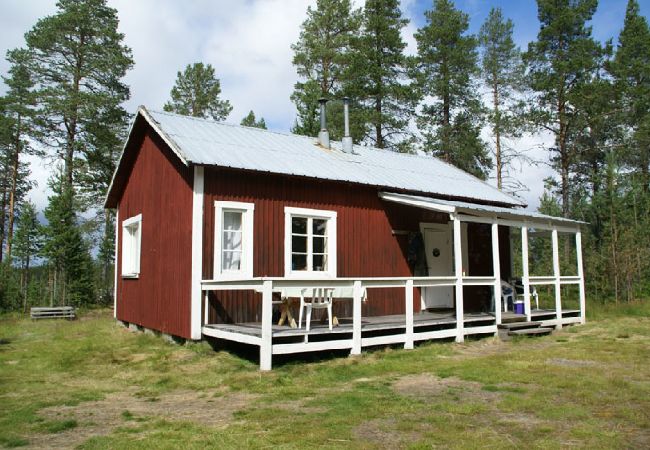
205 310 493 339
203 308 581 340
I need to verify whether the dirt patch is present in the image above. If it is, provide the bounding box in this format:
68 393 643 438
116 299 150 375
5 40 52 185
546 358 598 367
354 418 422 449
393 373 498 402
26 388 257 449
496 412 545 429
274 399 327 415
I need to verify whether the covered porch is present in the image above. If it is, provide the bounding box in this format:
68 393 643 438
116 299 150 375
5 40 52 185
201 193 586 370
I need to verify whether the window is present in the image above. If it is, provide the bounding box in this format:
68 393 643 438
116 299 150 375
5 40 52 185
122 214 142 278
214 201 254 278
284 207 337 278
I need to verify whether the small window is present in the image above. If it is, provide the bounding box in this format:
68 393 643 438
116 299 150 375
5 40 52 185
214 201 254 278
122 214 142 278
285 207 337 278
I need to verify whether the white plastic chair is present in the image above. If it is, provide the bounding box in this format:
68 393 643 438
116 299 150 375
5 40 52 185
501 280 515 312
298 288 333 331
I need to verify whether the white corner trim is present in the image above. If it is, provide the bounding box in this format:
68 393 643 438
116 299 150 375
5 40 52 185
213 200 255 280
190 166 205 340
284 206 337 279
113 206 119 318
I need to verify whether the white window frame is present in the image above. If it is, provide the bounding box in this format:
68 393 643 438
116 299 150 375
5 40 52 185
214 201 254 279
284 206 337 279
121 213 142 278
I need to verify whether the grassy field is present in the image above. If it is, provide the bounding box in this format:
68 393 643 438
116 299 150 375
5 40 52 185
1 304 649 449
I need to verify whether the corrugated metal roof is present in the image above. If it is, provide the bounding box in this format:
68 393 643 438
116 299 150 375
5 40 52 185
137 107 524 207
380 192 586 227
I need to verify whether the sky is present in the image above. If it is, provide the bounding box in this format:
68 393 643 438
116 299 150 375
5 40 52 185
1 0 648 213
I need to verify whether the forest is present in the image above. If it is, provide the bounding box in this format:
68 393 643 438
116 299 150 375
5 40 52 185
0 0 648 311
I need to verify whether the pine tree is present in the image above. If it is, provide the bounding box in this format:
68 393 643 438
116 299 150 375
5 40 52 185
21 0 133 194
479 8 526 191
524 0 602 217
414 0 490 178
291 0 362 138
12 201 41 312
41 172 94 306
347 0 416 150
164 62 232 121
0 107 11 264
2 49 39 261
610 0 650 192
240 110 267 129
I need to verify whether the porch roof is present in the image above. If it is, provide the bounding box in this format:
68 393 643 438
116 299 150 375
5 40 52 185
379 192 586 230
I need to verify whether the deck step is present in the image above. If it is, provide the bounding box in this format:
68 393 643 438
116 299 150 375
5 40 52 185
508 327 554 336
497 321 543 330
500 315 527 324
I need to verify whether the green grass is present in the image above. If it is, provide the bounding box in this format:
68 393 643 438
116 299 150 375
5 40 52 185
1 303 649 449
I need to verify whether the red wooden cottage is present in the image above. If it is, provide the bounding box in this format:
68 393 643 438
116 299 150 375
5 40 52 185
105 105 586 370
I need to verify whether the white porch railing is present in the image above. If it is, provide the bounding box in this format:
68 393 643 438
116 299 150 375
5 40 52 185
201 273 584 370
201 274 565 371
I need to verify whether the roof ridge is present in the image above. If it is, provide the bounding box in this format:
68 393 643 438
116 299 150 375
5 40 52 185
148 108 318 142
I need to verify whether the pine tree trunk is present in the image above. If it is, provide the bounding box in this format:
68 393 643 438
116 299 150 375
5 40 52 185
0 188 6 264
65 40 84 191
375 94 383 149
20 269 26 314
102 213 112 299
610 193 619 304
22 255 30 313
6 115 22 261
51 268 56 307
492 80 502 190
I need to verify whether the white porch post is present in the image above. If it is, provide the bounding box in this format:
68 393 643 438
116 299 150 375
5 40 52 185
453 216 464 343
351 280 363 355
190 166 205 340
260 280 273 371
576 230 586 324
521 226 532 321
404 279 414 350
113 206 119 318
551 227 563 329
203 290 209 325
491 221 502 326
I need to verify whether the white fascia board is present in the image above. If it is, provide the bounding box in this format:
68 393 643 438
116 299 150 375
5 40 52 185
378 192 457 214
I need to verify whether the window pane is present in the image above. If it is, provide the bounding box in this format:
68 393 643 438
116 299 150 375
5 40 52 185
292 235 307 253
313 236 326 254
223 211 242 231
313 254 327 271
292 254 307 271
292 217 307 234
223 230 242 251
313 219 327 236
222 250 242 271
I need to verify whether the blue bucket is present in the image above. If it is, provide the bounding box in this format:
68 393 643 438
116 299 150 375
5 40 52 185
514 301 525 315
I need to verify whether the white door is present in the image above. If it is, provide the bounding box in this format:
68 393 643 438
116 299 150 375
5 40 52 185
421 224 454 309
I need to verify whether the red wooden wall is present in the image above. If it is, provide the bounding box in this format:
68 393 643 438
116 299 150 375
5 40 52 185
113 121 513 333
202 167 454 324
115 128 194 338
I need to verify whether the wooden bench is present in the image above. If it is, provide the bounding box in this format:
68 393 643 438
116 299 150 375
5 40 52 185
30 306 76 320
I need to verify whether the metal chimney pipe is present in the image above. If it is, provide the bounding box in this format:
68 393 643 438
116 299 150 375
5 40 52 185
318 98 330 148
342 97 353 153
